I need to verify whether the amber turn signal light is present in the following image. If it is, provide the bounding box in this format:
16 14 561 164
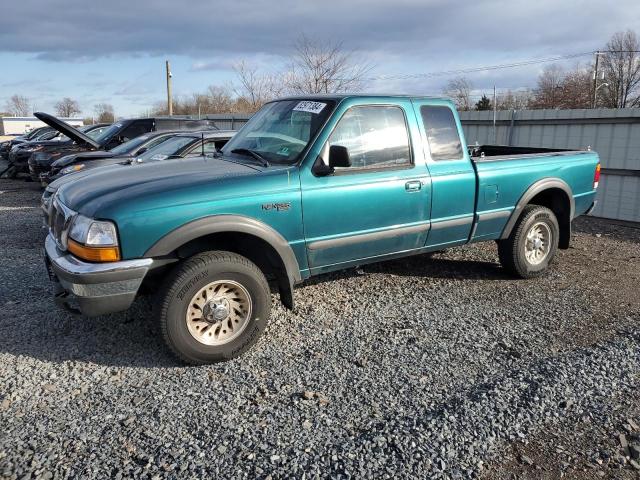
68 238 121 262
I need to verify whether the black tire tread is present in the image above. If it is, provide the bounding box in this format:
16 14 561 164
498 205 558 278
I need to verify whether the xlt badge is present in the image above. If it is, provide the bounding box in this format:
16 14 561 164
262 202 291 212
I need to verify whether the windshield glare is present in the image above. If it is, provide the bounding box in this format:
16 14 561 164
222 99 335 164
138 136 196 161
85 127 107 139
93 122 123 144
110 135 151 155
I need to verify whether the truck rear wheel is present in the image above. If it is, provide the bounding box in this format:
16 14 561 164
498 205 559 278
157 251 271 365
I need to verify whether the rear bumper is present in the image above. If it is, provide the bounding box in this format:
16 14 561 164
44 234 153 316
584 201 597 216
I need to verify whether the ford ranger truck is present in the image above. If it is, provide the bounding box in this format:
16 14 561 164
43 95 600 364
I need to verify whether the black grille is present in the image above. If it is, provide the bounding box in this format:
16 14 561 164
48 199 74 250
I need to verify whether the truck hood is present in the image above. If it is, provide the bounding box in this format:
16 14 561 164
34 112 100 149
56 156 264 217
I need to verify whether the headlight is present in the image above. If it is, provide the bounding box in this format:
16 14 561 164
61 164 85 175
69 215 118 246
68 214 120 262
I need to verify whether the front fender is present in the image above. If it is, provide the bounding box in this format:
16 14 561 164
144 214 302 284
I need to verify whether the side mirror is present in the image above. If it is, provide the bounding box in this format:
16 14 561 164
328 145 351 168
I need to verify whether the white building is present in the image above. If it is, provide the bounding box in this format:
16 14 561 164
0 116 84 136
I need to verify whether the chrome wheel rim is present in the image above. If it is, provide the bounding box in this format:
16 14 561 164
524 221 551 265
186 280 252 346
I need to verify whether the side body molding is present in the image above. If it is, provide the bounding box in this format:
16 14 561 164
144 215 302 284
500 178 575 240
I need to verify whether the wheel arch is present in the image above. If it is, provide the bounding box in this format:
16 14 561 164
500 178 574 249
144 215 301 309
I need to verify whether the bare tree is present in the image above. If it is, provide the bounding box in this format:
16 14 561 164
530 63 593 109
558 65 592 108
599 30 640 108
443 77 473 111
4 95 31 116
497 89 534 110
94 103 115 123
233 61 283 110
54 97 81 117
284 34 372 94
530 64 565 109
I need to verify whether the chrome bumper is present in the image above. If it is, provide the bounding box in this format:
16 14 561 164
44 234 153 316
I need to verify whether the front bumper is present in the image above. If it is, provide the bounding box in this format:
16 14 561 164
44 234 153 316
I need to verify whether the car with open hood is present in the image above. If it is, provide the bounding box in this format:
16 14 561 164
6 122 108 177
21 112 218 182
42 129 234 184
1 126 55 162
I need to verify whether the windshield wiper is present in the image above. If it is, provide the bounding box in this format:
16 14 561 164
230 148 270 167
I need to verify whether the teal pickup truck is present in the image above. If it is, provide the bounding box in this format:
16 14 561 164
44 95 600 364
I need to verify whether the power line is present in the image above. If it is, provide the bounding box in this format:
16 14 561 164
365 50 640 82
367 52 593 81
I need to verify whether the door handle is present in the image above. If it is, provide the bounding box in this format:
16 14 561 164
405 180 422 192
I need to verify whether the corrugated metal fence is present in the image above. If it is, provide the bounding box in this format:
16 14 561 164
204 109 640 223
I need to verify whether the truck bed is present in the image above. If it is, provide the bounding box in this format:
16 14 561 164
470 144 582 162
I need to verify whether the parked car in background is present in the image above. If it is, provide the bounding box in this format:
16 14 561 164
43 95 600 364
43 130 234 184
5 124 108 178
0 127 58 161
25 113 218 182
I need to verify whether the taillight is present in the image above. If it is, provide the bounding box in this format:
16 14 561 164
593 163 601 189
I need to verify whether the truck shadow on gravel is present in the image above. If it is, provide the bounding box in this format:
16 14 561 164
0 294 182 368
303 252 512 287
0 253 510 368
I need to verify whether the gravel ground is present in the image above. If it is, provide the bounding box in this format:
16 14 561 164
0 174 639 479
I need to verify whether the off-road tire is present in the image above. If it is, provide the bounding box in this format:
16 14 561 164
498 205 559 278
157 251 271 365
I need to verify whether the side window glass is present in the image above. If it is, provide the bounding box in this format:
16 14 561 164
327 105 411 170
420 105 463 161
202 141 218 153
121 122 153 142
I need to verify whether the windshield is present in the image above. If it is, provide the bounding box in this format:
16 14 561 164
85 126 108 139
110 135 153 155
222 99 335 164
138 136 196 161
92 122 124 144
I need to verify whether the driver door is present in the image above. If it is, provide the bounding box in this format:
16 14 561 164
300 100 431 273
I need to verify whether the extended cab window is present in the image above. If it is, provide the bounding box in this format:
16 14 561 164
420 105 463 161
327 105 411 170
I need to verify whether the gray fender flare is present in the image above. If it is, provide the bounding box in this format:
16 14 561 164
144 214 302 285
500 178 574 240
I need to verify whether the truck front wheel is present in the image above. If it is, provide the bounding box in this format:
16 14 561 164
157 251 271 364
498 205 559 278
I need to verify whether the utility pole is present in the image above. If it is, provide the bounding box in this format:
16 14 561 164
166 60 173 116
493 85 497 144
592 51 606 108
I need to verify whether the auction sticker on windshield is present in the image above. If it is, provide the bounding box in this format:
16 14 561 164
293 101 326 114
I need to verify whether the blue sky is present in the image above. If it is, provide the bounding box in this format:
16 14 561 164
1 0 638 117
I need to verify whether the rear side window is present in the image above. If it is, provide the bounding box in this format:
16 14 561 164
121 120 154 142
327 105 411 170
420 105 463 161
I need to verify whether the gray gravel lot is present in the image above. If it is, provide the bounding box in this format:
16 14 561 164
0 175 639 479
